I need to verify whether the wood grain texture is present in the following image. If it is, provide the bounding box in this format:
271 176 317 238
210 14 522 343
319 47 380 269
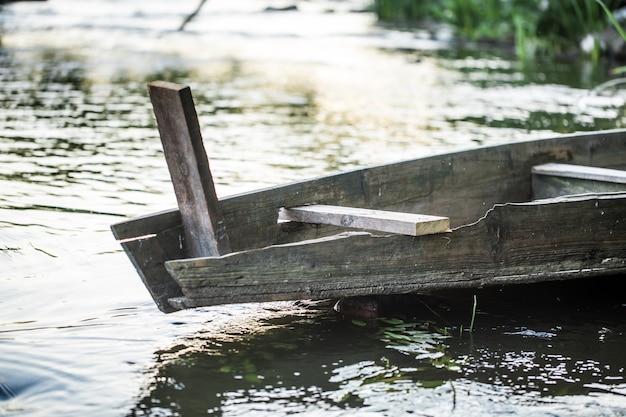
111 208 181 241
115 130 626 253
148 81 230 258
111 128 626 311
119 225 186 313
166 193 626 307
278 204 450 236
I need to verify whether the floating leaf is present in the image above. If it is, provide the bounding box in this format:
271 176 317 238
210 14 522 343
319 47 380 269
379 317 405 326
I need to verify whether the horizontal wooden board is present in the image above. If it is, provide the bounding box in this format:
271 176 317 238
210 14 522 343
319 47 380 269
165 193 626 307
278 204 450 236
532 163 626 199
111 208 181 241
532 163 626 183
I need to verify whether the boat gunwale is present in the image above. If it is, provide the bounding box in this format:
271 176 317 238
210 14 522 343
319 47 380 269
112 128 626 243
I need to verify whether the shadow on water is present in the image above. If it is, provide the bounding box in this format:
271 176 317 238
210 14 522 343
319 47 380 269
126 276 626 416
127 300 453 416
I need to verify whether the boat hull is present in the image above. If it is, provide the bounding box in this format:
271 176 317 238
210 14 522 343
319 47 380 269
165 193 626 308
111 130 626 312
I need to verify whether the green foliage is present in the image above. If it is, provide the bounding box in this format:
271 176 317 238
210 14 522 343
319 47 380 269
373 0 435 22
377 317 463 372
372 0 624 60
351 319 368 327
598 0 626 41
446 0 509 40
534 0 615 59
597 0 626 73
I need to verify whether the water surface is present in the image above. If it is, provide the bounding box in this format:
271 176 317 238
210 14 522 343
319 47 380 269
1 1 625 416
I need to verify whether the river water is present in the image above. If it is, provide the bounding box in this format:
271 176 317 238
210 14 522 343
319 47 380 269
1 0 625 416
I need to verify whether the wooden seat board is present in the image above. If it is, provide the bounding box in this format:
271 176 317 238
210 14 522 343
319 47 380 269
532 163 626 184
279 204 450 236
532 163 626 199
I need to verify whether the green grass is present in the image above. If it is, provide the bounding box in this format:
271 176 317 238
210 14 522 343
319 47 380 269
372 0 624 60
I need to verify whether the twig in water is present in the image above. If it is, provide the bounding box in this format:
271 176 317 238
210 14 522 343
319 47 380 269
179 0 208 31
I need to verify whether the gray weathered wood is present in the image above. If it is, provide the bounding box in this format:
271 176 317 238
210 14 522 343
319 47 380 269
532 163 626 199
118 225 186 313
165 193 626 307
148 81 231 258
111 125 626 312
111 208 181 241
115 129 626 254
278 204 450 236
532 163 626 183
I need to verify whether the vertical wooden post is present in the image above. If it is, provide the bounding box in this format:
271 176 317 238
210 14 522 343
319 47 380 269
148 80 231 258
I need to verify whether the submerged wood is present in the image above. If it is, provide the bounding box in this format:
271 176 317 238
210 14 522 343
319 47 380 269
110 82 626 312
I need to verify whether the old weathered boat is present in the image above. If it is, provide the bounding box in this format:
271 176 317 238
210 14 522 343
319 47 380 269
111 81 626 313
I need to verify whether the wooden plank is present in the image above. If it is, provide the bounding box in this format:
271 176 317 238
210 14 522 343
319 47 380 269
165 193 626 307
532 163 626 199
111 208 181 241
532 163 626 183
148 81 231 258
532 176 626 199
278 204 450 236
119 225 186 313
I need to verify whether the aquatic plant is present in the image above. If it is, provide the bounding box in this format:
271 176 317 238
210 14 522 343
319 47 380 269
469 295 477 332
597 0 626 72
372 0 624 61
377 317 462 371
598 0 626 41
533 0 616 60
445 0 512 41
373 0 434 22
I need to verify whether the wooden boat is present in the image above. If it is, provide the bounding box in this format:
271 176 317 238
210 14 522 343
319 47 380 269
111 81 626 313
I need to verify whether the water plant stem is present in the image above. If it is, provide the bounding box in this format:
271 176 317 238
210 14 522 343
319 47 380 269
469 294 477 332
596 0 626 73
596 0 626 40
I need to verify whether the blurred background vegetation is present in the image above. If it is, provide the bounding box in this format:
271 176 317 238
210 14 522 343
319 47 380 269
372 0 626 62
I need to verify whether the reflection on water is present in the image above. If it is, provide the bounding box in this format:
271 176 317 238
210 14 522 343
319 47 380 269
129 300 453 416
127 279 626 416
1 1 626 416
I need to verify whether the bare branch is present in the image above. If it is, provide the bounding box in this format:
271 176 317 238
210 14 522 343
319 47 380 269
179 0 208 31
